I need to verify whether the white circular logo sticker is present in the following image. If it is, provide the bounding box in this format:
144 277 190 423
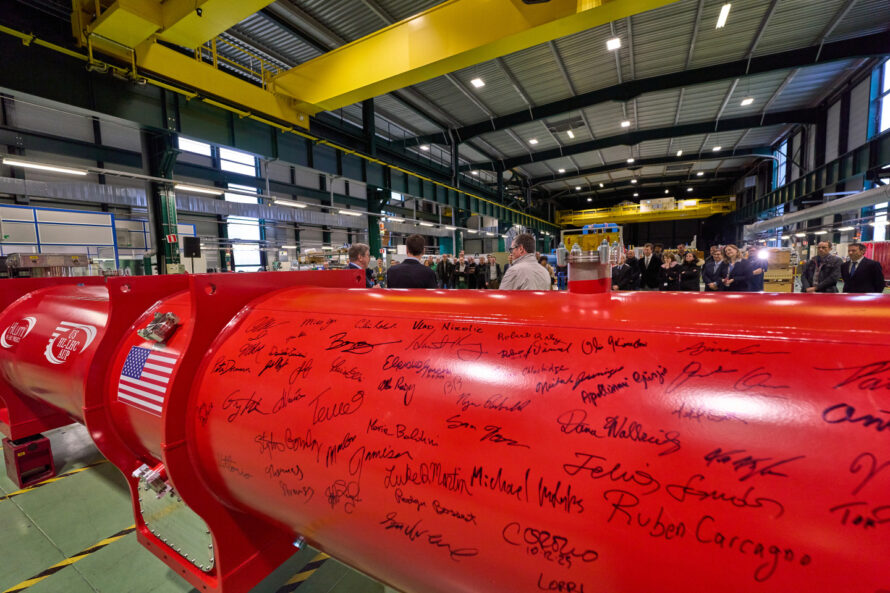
44 321 98 364
0 316 37 349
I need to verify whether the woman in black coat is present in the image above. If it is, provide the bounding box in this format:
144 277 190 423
679 251 701 291
657 253 681 291
719 244 752 291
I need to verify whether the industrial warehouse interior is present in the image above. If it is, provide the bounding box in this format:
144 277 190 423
0 1 889 593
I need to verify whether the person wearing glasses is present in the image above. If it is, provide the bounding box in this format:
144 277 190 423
500 233 551 290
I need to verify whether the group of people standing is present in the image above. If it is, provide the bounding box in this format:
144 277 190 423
612 242 768 292
610 240 885 293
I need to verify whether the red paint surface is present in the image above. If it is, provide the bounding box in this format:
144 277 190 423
187 288 890 593
568 277 611 294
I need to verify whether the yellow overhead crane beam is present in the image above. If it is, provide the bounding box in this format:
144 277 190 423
557 197 737 226
73 0 274 49
271 0 682 115
71 0 309 128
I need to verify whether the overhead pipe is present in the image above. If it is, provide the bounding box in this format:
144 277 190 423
743 183 890 238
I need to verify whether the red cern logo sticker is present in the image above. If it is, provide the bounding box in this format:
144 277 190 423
0 317 37 349
44 321 98 364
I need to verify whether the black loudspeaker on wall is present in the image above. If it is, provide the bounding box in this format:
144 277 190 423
183 236 201 258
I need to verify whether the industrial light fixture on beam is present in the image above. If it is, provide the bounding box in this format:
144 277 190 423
606 38 621 51
2 158 88 176
813 230 828 235
794 232 807 237
566 130 575 139
837 226 856 232
418 221 435 227
558 168 566 173
273 199 307 208
697 171 704 176
420 145 430 151
470 78 485 88
445 225 457 231
869 221 890 226
676 150 683 157
338 209 363 217
386 216 405 222
740 97 754 106
466 229 478 234
620 120 631 128
175 184 224 195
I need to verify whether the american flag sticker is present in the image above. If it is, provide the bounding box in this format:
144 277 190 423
116 346 178 416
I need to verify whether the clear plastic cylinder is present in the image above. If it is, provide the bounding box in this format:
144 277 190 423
567 250 612 293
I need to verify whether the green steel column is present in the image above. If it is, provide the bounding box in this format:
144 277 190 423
145 131 181 274
367 185 385 256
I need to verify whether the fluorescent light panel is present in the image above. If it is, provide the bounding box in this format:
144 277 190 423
338 209 363 217
274 199 307 208
566 130 575 139
445 225 457 230
529 138 538 145
3 158 88 176
419 221 435 227
620 120 631 128
606 37 621 51
740 97 754 106
558 168 566 173
837 226 855 232
470 78 485 88
175 184 223 195
716 3 731 28
676 150 683 157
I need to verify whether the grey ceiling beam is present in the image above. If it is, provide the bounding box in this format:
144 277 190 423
528 147 771 186
685 0 705 70
462 109 818 171
398 32 890 148
358 0 395 26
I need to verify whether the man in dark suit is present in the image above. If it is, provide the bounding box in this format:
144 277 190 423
611 254 636 291
842 243 886 293
638 243 662 290
386 234 438 288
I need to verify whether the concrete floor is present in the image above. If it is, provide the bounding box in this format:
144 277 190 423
0 425 387 593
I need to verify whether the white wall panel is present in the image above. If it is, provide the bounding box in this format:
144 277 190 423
99 121 142 152
1 221 38 243
12 101 93 142
39 224 114 245
37 210 110 225
825 101 841 162
848 79 870 151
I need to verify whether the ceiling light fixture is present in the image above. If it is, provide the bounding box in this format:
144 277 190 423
386 216 405 222
420 145 430 151
869 220 890 226
419 221 435 227
606 37 621 51
620 120 631 128
466 229 478 234
338 209 363 217
676 150 683 157
529 138 538 145
633 193 639 197
2 158 88 176
630 179 637 184
175 184 223 195
712 146 722 152
687 187 693 192
599 183 604 188
566 130 575 139
558 168 566 173
794 232 806 237
627 158 635 163
575 186 582 191
470 78 485 88
273 199 307 208
471 170 479 175
664 189 669 194
587 197 592 202
740 97 754 106
716 3 731 29
697 171 704 176
837 226 855 232
445 225 457 230
813 230 828 235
